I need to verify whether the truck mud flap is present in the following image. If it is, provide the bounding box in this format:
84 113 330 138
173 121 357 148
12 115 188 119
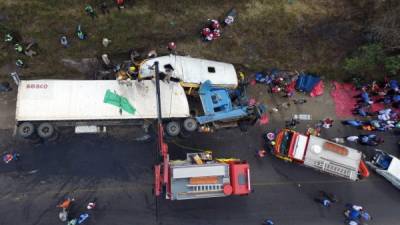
358 160 370 178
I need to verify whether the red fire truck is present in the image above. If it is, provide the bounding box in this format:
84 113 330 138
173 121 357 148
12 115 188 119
271 129 369 181
152 61 251 200
154 150 251 200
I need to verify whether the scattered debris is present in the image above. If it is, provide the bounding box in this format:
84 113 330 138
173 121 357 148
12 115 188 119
0 82 11 92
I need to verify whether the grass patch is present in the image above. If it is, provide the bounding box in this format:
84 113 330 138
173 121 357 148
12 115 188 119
0 0 368 81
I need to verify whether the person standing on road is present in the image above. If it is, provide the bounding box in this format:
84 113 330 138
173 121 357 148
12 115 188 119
57 197 74 222
256 149 267 158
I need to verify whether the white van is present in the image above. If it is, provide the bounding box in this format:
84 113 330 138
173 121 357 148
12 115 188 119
367 149 400 190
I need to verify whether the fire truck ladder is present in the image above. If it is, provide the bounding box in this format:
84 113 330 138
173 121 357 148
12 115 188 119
188 184 223 193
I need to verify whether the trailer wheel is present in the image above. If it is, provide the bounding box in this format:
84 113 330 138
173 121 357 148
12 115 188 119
166 121 181 137
18 122 35 138
37 123 55 139
183 118 198 132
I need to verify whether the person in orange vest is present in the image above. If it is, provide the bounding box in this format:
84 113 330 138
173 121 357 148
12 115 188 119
57 197 74 222
57 198 73 209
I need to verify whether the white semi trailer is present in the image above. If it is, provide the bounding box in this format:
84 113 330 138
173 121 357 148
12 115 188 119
15 80 190 139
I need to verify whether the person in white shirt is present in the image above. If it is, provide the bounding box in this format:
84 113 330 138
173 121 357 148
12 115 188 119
346 136 359 142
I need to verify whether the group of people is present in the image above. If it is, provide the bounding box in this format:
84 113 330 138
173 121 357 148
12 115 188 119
347 79 400 132
354 80 400 109
201 19 222 42
59 24 88 48
313 191 371 225
200 8 236 42
262 191 371 225
344 204 372 225
60 0 129 48
346 134 383 146
255 70 299 98
4 33 38 68
343 107 400 132
85 0 126 18
2 151 20 164
57 197 96 225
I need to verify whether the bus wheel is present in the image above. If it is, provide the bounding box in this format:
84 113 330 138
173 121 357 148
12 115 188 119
166 121 181 137
183 118 198 132
18 122 35 138
37 123 55 139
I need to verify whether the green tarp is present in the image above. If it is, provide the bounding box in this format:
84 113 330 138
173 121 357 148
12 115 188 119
103 89 136 115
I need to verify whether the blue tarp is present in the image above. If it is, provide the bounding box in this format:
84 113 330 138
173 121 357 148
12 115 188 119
296 74 320 93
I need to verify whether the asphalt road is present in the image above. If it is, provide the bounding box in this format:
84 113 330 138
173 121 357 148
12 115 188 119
0 121 399 225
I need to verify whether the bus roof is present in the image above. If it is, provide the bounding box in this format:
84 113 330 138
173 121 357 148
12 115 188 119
139 55 238 88
16 80 190 121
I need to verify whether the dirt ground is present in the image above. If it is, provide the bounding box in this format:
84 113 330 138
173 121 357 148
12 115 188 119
0 0 367 81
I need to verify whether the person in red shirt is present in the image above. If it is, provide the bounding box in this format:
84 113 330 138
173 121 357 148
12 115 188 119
212 29 221 39
167 42 176 54
256 149 267 158
202 27 211 37
116 0 125 10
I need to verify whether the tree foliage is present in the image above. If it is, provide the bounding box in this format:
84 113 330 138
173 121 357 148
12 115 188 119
344 43 400 77
384 55 400 75
367 0 400 50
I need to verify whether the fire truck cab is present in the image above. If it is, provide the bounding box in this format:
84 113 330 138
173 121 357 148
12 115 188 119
273 129 369 181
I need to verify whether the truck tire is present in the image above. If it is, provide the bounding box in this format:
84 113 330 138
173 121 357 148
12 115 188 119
166 121 181 137
18 122 35 138
37 123 55 139
183 118 198 132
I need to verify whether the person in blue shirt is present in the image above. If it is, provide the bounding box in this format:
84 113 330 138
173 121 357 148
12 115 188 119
352 107 368 117
263 219 274 225
393 94 400 102
314 195 331 207
389 80 399 91
342 120 363 127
